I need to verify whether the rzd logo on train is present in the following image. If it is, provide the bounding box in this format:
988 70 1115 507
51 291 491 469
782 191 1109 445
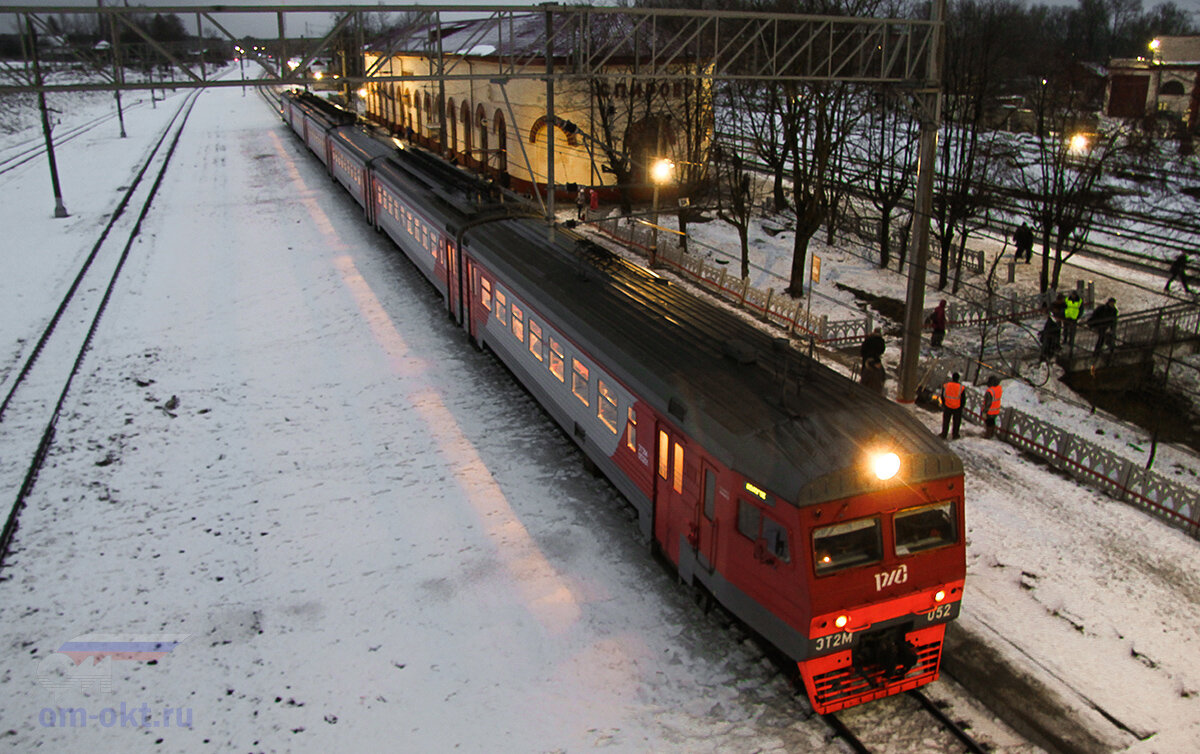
873 564 908 591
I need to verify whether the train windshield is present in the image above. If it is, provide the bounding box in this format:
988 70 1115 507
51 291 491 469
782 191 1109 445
894 501 957 556
813 517 882 575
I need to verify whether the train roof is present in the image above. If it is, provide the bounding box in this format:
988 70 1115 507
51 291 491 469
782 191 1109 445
357 130 961 508
464 220 961 508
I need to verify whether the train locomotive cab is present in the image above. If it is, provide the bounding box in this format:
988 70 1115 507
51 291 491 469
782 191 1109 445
796 447 964 714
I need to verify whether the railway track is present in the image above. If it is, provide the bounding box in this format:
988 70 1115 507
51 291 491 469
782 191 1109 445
825 690 990 753
0 105 138 178
0 88 200 570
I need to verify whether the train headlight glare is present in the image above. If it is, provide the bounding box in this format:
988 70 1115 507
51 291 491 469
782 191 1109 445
834 615 849 629
872 452 901 480
935 590 946 602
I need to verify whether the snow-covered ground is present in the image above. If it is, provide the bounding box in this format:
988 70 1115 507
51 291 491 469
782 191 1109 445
2 77 1200 752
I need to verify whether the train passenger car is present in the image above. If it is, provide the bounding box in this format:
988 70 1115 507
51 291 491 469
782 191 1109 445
280 91 355 168
279 90 967 715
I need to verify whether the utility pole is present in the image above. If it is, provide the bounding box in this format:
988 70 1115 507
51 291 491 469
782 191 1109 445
897 0 946 402
26 15 68 218
544 5 556 238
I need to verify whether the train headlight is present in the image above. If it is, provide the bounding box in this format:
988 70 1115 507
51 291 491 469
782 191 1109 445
934 590 946 603
871 452 901 481
834 614 849 629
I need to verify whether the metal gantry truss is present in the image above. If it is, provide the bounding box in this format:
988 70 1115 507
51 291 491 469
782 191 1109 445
0 4 939 92
1 2 946 401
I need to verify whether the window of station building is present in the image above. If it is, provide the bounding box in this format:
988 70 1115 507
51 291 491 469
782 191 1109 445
894 501 957 556
480 277 492 310
572 359 590 405
812 517 882 576
529 321 543 361
673 442 684 493
511 304 524 343
597 380 618 433
495 290 508 325
549 338 565 382
625 407 637 453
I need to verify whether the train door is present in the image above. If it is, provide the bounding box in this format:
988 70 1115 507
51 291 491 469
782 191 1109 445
690 463 719 572
445 239 461 323
653 423 689 565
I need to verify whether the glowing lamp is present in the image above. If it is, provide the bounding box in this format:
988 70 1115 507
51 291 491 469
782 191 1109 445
1068 133 1089 154
357 87 369 99
872 452 901 481
650 158 675 184
934 590 946 602
834 615 849 629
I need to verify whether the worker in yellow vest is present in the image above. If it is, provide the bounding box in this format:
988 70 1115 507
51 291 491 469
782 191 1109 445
939 372 964 440
1063 291 1083 350
983 375 1003 439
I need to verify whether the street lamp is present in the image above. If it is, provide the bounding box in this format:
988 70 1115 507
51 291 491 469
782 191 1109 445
650 158 674 267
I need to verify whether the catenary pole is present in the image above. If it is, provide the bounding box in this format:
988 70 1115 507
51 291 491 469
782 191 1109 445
27 15 68 218
897 0 946 402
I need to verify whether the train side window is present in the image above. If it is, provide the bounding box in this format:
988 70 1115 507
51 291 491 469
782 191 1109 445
495 290 508 325
625 408 637 452
597 380 618 433
480 277 492 310
762 517 790 561
673 443 684 493
549 338 565 381
657 430 668 479
529 321 543 361
572 359 590 405
511 304 524 343
894 501 957 556
703 468 716 521
737 499 761 540
813 518 883 575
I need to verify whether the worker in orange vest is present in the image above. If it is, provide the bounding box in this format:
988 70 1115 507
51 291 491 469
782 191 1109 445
939 372 964 440
983 375 1003 439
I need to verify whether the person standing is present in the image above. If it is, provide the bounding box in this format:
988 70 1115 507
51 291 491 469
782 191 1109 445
982 375 1003 439
576 186 588 220
861 357 886 396
1165 252 1193 295
1087 297 1118 358
588 186 599 217
1015 222 1034 263
927 300 948 348
1039 317 1061 362
860 328 885 370
1063 290 1083 350
939 372 964 440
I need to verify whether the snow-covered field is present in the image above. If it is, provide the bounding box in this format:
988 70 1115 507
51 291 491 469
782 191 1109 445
2 76 1200 752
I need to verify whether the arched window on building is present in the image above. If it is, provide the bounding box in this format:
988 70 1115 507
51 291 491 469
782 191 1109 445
447 98 458 155
414 90 422 137
493 109 507 176
461 101 473 164
1161 80 1186 96
476 104 489 174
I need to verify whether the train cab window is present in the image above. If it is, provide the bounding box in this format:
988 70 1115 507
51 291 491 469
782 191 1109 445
480 277 492 311
572 359 590 405
529 321 544 361
495 290 508 326
813 518 882 576
597 380 618 433
549 338 565 382
625 408 637 453
894 501 957 556
511 304 524 343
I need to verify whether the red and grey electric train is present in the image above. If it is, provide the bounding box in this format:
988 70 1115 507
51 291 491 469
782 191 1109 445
282 90 966 714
